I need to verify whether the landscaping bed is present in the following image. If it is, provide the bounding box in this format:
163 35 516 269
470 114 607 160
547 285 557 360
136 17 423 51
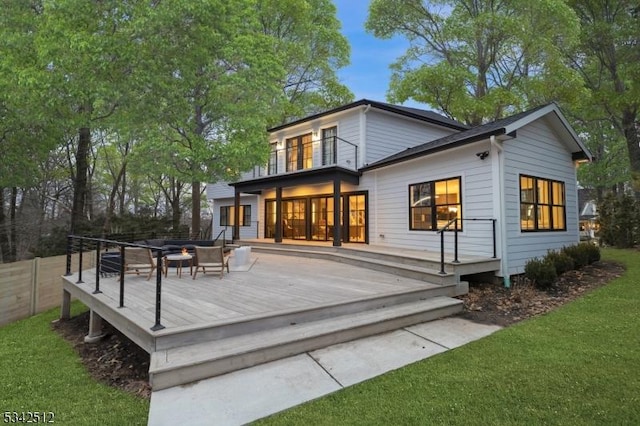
51 259 624 400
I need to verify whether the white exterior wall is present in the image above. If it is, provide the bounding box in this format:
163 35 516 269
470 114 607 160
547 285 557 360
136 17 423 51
211 195 259 240
502 119 580 275
364 110 455 165
359 141 496 257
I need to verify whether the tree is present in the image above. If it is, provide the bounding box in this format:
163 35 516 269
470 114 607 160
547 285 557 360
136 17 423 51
257 0 353 123
32 0 143 233
567 0 640 196
135 1 287 237
366 0 585 125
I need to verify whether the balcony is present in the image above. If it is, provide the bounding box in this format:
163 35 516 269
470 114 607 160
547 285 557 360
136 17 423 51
243 136 359 180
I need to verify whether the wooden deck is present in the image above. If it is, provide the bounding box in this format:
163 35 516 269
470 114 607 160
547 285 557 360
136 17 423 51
62 251 449 353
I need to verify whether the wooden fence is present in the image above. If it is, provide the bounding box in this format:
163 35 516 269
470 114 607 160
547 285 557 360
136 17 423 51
0 252 96 327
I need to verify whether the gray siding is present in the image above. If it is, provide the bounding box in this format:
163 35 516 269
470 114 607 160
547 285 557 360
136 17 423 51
502 119 580 275
359 141 495 257
211 195 259 241
364 110 455 165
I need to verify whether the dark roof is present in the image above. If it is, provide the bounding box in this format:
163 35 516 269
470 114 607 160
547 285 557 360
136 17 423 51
268 99 468 133
362 104 552 171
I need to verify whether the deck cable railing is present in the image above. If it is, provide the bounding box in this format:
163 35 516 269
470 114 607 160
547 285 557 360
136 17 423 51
436 218 497 275
65 235 165 331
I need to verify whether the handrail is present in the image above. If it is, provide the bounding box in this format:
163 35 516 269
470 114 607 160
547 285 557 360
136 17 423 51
435 218 497 275
212 228 226 247
263 135 359 175
66 235 165 331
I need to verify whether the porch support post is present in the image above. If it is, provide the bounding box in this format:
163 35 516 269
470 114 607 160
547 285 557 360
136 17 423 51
275 186 283 243
60 288 71 320
332 178 341 246
233 188 240 241
83 309 105 343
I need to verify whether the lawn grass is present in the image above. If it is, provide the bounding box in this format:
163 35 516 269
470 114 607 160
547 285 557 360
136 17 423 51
0 301 149 425
258 248 640 425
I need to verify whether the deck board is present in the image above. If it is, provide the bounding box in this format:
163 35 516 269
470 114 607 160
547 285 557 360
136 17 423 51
65 252 441 332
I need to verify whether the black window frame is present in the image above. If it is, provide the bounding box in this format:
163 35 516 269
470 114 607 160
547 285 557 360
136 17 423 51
519 174 566 232
408 177 462 231
220 205 251 227
321 126 337 166
286 133 312 172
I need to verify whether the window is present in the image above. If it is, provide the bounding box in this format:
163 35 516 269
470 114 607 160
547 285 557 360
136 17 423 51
268 143 277 175
520 175 565 231
286 133 312 171
322 126 337 165
220 205 251 227
409 177 462 230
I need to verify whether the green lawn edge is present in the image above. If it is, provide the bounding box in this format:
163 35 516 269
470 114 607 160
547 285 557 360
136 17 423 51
257 248 640 425
0 301 149 425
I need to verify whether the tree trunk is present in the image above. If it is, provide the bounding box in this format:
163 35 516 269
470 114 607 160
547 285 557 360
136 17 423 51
102 162 127 237
0 188 8 262
70 126 91 234
622 108 640 199
9 187 17 262
191 181 201 239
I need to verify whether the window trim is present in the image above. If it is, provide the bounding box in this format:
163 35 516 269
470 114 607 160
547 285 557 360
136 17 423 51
408 177 462 231
285 133 313 172
220 205 251 227
519 174 566 232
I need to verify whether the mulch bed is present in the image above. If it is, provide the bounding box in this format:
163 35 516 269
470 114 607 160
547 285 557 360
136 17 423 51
51 260 624 400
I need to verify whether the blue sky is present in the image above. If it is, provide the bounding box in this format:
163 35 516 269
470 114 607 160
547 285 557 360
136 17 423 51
333 0 423 108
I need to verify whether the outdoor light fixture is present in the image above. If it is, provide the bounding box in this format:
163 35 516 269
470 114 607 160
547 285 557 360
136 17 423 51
476 151 490 160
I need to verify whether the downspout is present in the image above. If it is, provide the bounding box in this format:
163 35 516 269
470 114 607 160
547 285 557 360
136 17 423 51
359 104 371 167
491 135 510 288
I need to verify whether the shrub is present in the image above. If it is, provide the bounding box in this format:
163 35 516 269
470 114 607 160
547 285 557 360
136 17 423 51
562 244 589 269
545 250 575 275
524 258 557 289
580 242 601 264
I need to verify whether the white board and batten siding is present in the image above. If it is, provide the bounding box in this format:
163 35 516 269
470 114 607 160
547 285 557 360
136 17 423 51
502 119 580 275
363 110 456 165
360 141 495 257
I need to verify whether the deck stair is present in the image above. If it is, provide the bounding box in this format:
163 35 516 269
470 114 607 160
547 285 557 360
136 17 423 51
239 241 500 288
149 294 462 390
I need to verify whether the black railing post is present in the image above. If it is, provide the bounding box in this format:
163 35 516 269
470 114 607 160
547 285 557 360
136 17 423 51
93 240 102 294
76 238 84 284
151 250 165 331
453 219 460 263
119 245 125 308
492 219 497 258
65 235 73 276
439 230 446 275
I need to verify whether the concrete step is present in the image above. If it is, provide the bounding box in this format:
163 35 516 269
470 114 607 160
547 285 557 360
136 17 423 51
153 284 457 351
149 296 463 390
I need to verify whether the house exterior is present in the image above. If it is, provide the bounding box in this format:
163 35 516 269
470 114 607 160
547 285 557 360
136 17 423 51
206 99 592 280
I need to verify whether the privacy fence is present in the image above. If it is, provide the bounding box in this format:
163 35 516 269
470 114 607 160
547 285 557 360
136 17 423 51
0 253 95 327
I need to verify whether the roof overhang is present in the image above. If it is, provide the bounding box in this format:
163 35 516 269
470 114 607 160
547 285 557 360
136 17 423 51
229 166 361 193
502 104 593 162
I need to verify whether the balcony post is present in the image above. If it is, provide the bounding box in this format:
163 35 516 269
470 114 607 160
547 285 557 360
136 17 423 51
233 189 240 241
332 178 341 247
275 186 283 243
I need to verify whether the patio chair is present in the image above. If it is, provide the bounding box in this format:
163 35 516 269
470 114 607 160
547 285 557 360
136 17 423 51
124 247 157 280
193 246 229 280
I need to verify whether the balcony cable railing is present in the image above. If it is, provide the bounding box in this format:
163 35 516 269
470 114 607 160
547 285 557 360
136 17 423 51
260 135 359 176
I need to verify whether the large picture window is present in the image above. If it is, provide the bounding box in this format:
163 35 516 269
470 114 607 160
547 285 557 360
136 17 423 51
520 175 565 231
220 205 251 227
409 177 462 231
